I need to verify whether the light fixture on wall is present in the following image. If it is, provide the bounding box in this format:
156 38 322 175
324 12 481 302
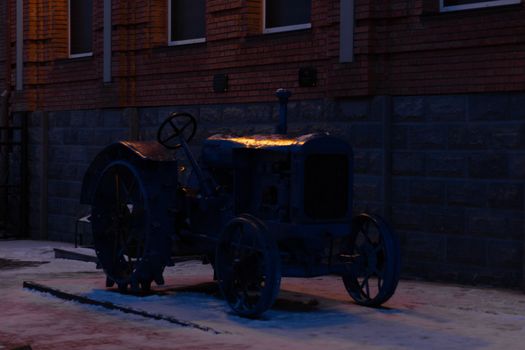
298 67 317 87
213 74 229 93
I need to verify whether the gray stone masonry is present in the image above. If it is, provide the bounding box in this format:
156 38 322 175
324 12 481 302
393 93 525 287
26 92 525 287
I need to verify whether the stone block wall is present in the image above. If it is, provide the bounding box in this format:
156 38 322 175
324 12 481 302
28 110 130 241
392 93 525 286
26 92 525 287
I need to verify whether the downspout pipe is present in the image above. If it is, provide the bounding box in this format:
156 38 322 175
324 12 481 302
16 0 23 91
4 0 12 90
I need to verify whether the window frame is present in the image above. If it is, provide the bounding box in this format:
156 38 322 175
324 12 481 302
262 0 312 34
167 0 206 46
440 0 521 12
68 0 94 58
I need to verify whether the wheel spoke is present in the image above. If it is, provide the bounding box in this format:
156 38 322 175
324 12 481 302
235 225 244 258
157 113 196 149
250 225 259 250
168 119 179 133
117 233 135 258
361 274 371 298
373 268 384 289
134 232 143 259
222 264 234 278
234 293 246 310
111 223 120 265
115 173 120 206
121 178 137 204
181 120 193 131
361 224 374 246
162 133 178 144
363 220 370 236
374 243 384 254
243 289 252 306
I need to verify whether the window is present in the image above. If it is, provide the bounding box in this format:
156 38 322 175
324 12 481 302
69 0 93 57
441 0 521 12
264 0 311 34
168 0 206 45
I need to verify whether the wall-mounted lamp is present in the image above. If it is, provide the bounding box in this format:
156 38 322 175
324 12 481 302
298 67 317 87
213 74 229 93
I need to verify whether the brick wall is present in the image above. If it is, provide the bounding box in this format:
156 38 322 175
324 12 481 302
371 1 525 95
5 0 525 287
6 0 524 111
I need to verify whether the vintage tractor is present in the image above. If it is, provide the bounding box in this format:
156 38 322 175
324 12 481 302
80 90 400 317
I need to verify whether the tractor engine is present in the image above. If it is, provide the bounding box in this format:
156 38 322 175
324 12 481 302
201 133 354 224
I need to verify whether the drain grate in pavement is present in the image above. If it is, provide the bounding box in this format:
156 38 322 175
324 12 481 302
0 258 48 270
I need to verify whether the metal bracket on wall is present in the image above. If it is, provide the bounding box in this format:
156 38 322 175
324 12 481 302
40 112 49 240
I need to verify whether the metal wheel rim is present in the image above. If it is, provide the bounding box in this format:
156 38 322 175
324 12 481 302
343 215 400 306
216 216 280 317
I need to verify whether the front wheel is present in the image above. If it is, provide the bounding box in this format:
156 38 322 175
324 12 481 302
342 213 400 307
215 214 281 318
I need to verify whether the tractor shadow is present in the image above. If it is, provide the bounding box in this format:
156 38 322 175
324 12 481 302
92 280 488 349
105 281 219 298
107 281 323 313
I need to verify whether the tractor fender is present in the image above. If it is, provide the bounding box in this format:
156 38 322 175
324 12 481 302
80 141 178 205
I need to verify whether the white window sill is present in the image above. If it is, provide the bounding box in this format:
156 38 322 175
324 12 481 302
263 23 311 34
69 52 93 59
168 38 206 46
440 0 521 12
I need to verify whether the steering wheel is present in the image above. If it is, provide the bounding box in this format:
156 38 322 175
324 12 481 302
157 112 197 149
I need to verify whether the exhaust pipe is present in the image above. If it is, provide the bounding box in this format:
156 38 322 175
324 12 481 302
275 88 291 135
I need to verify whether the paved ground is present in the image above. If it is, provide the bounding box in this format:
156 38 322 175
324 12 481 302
1 240 524 350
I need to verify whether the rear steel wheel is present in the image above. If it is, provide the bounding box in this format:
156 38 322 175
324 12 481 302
91 162 157 292
216 214 281 318
343 213 400 307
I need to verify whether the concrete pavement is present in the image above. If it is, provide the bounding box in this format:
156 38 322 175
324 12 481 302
1 240 524 350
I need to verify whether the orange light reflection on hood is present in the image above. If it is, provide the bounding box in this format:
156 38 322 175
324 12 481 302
225 136 303 148
207 133 326 148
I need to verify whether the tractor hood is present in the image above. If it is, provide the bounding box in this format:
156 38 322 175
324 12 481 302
201 132 351 168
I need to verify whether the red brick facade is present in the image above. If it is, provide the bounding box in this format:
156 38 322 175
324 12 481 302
2 0 525 287
2 0 524 112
